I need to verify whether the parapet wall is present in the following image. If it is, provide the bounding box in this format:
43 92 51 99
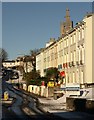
66 97 94 114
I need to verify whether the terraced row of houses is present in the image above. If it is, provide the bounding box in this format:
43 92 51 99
3 9 94 89
36 9 94 88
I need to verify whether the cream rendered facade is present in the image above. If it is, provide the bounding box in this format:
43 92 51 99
36 51 44 76
36 13 94 88
36 41 58 77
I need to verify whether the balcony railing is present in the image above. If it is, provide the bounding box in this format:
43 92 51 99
69 62 72 67
76 61 79 66
63 63 66 68
63 63 68 68
66 63 68 68
72 61 75 66
80 60 83 65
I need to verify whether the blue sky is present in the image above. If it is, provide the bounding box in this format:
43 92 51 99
2 2 92 60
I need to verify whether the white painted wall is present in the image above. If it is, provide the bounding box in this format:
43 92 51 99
84 14 93 83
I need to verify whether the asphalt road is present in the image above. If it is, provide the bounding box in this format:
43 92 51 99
2 74 66 120
2 105 68 120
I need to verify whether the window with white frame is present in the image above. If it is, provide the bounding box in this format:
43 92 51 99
64 54 65 63
69 72 71 83
58 51 60 57
61 49 63 56
65 54 67 63
81 70 84 84
67 53 69 63
71 72 73 83
66 54 67 63
71 36 72 44
78 30 80 40
78 48 80 62
77 48 79 62
59 48 61 57
62 41 64 48
66 38 69 46
60 50 62 57
65 39 67 47
73 72 75 83
66 72 68 83
82 28 84 39
62 55 64 64
74 33 76 43
80 47 82 62
62 51 63 63
71 52 73 62
73 50 76 63
66 73 69 83
65 40 67 47
63 40 65 47
82 46 85 64
72 35 74 44
76 69 79 83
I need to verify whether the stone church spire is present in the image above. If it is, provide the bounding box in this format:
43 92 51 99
65 8 71 24
60 8 73 36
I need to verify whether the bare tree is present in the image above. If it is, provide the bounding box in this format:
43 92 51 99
0 48 8 61
29 49 40 70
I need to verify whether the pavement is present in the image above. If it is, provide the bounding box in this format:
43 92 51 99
1 97 16 107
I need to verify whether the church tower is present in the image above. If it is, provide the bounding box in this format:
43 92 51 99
60 8 73 36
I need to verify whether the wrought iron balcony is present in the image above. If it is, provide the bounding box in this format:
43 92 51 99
72 61 75 66
69 62 72 67
80 60 83 65
76 61 79 66
64 63 68 68
63 63 66 68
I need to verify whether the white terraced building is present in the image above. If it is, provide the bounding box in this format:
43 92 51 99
36 10 94 88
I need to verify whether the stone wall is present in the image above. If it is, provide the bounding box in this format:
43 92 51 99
48 87 54 97
66 97 94 114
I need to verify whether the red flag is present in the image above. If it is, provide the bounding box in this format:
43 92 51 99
60 71 65 77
